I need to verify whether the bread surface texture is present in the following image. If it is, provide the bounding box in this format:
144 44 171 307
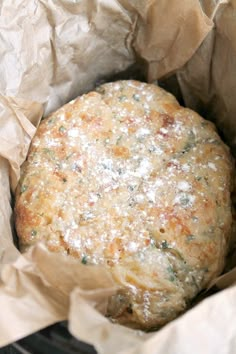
15 80 233 329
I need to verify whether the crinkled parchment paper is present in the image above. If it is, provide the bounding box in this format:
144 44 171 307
0 0 236 353
176 0 236 153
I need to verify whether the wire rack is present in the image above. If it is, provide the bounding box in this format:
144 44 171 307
0 322 96 354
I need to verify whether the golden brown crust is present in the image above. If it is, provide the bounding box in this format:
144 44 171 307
15 80 234 329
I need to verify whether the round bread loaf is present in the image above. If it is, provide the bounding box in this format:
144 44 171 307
15 80 234 329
